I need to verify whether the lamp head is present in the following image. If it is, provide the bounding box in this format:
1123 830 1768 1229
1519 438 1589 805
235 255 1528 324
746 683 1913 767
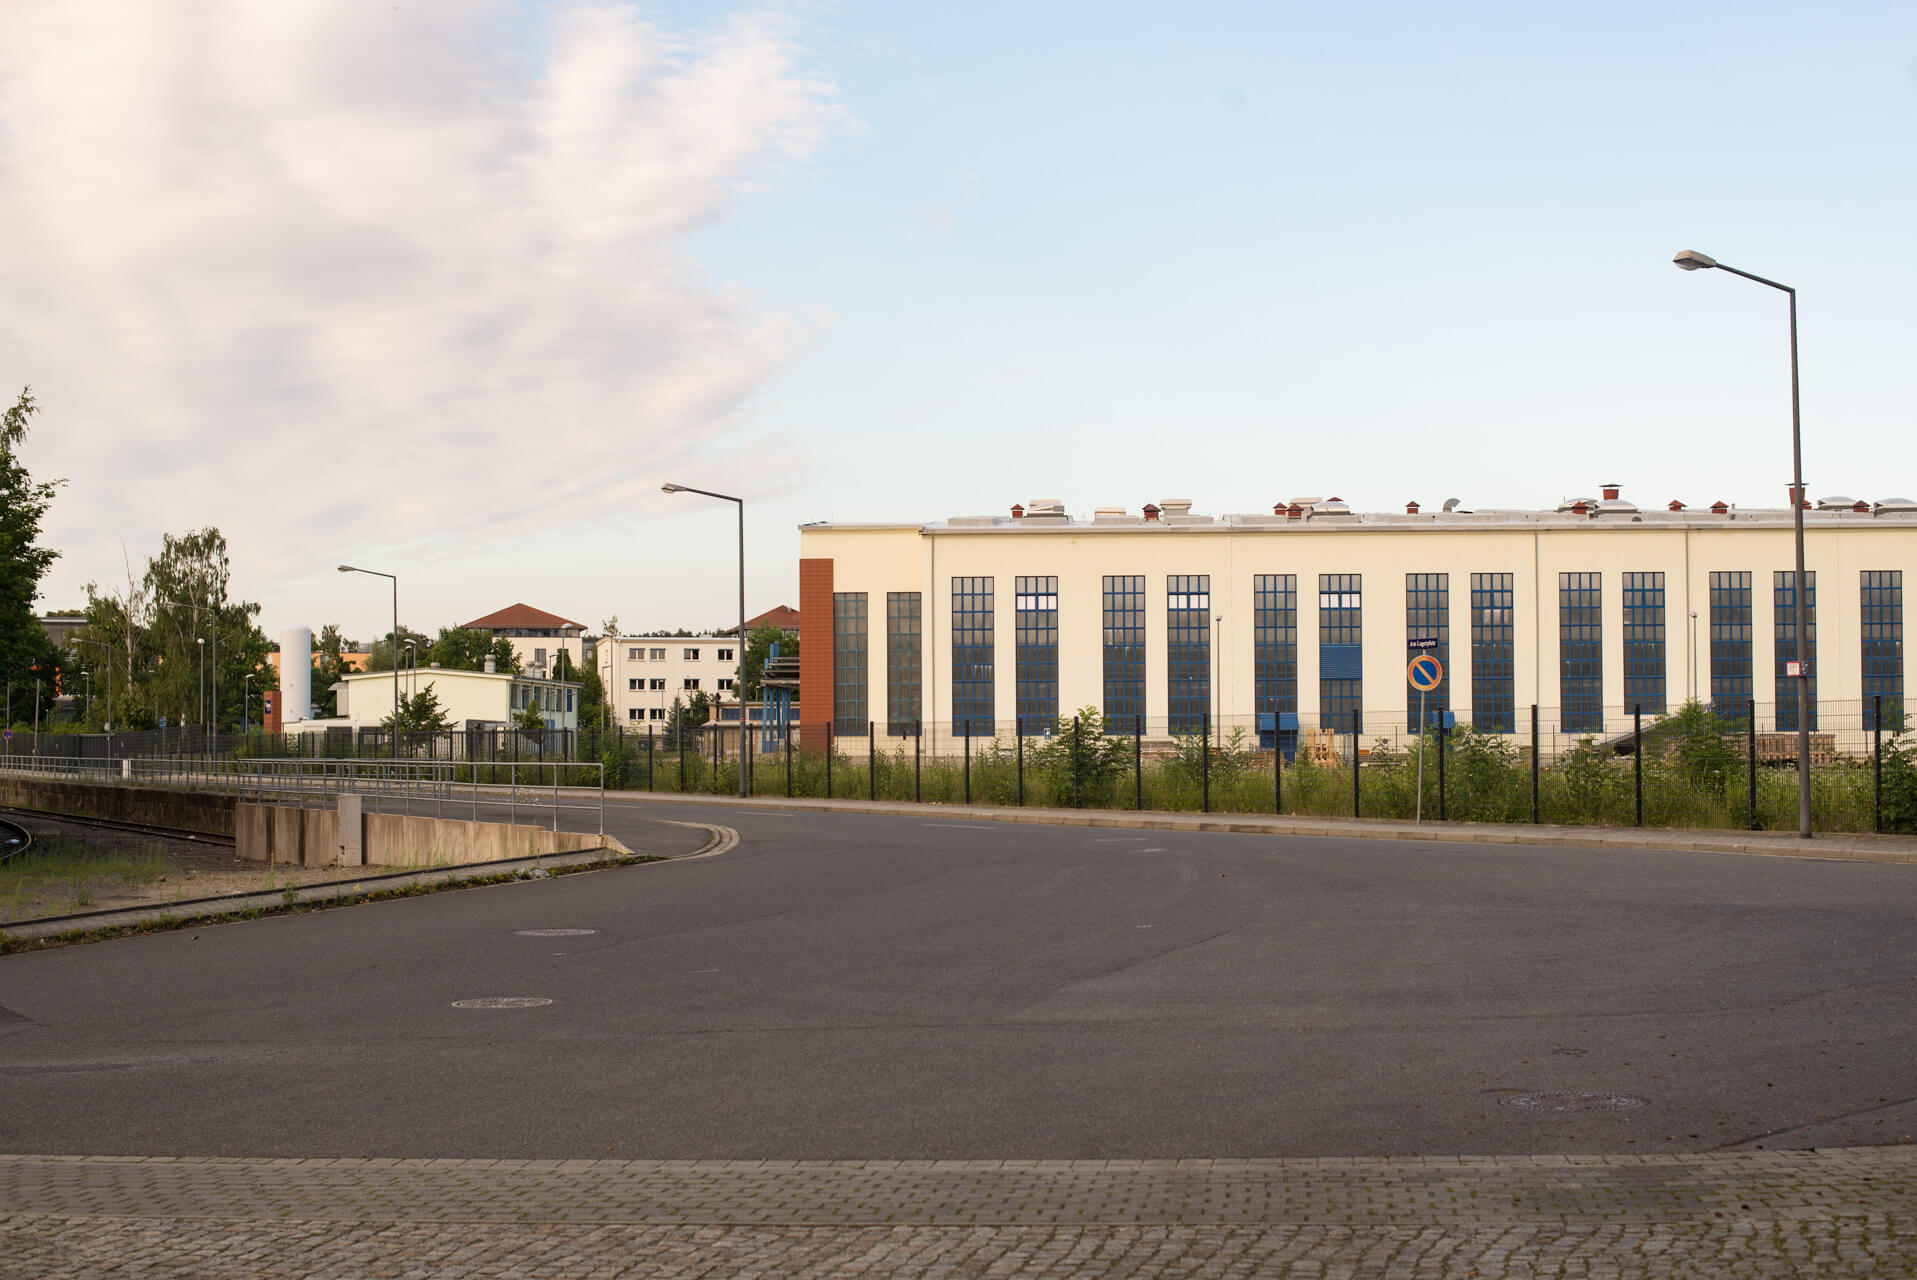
661 483 687 494
1673 249 1717 272
337 564 356 573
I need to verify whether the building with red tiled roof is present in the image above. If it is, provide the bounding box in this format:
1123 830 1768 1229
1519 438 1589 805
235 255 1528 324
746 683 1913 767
732 604 799 635
459 604 586 679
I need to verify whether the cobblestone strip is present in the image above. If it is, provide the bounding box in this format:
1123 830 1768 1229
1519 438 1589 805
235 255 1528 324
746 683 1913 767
2 1149 1912 1226
5 1214 1914 1279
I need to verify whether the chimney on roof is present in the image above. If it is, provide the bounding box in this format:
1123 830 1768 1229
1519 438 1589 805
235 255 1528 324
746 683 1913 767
485 654 496 673
1142 503 1161 522
1601 483 1620 501
1668 499 1686 512
1854 500 1870 512
1011 503 1024 519
1286 503 1303 520
1571 500 1589 516
1405 500 1420 515
1710 500 1729 515
1273 503 1285 516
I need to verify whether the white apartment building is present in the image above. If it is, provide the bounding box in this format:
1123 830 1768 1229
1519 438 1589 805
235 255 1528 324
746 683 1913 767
795 489 1917 752
598 635 745 725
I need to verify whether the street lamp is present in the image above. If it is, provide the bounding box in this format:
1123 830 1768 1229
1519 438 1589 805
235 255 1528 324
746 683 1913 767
73 637 113 736
662 483 748 797
339 564 400 756
402 639 419 703
1674 248 1812 839
197 637 206 737
243 672 255 735
1688 611 1699 702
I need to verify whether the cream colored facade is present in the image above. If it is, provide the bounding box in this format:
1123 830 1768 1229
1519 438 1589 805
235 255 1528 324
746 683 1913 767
799 496 1916 748
333 667 581 732
597 635 743 725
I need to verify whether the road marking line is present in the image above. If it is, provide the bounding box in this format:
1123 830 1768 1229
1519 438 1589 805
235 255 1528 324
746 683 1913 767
920 823 997 830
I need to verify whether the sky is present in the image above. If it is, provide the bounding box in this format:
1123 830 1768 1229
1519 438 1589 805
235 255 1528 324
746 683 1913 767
4 0 1913 645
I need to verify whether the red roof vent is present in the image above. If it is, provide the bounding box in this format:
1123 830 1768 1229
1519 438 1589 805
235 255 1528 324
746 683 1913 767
1286 503 1303 520
1571 500 1589 516
1710 500 1729 514
1273 503 1285 516
1010 503 1024 519
1406 501 1420 514
1668 499 1686 512
1854 500 1870 512
1601 484 1620 501
1142 503 1161 522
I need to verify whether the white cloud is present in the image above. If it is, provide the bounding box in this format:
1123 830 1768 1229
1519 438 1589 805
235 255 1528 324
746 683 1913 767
1 0 846 608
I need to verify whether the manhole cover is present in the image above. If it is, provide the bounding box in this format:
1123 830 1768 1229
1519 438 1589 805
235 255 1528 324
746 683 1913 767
515 929 597 937
1501 1091 1648 1113
451 997 554 1009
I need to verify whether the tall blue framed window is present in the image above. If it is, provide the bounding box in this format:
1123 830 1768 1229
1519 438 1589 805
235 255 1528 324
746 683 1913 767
885 591 921 736
1470 573 1515 733
1166 575 1211 736
1404 574 1449 731
1773 571 1818 731
1014 576 1059 731
1253 574 1297 720
951 577 994 735
1102 576 1146 727
832 592 868 735
1319 574 1362 733
1709 571 1753 717
1622 572 1666 715
1862 570 1903 730
1559 573 1602 734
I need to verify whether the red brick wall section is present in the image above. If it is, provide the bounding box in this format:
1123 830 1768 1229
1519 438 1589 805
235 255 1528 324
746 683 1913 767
798 558 833 754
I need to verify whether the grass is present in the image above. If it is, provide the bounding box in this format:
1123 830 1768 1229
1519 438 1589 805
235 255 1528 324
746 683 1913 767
1 836 176 922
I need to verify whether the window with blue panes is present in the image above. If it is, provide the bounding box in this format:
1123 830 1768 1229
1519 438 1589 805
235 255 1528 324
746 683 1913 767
1404 574 1449 732
1253 575 1297 738
832 592 868 735
1470 573 1514 733
1014 576 1059 732
1102 576 1146 727
1773 571 1818 731
1559 573 1602 734
1319 574 1362 733
1709 572 1753 717
886 592 921 736
1622 572 1666 715
1166 575 1211 735
951 577 995 735
1862 571 1903 730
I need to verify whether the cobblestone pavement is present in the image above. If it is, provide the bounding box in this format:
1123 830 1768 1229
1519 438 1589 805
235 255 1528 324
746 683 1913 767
4 1149 1914 1277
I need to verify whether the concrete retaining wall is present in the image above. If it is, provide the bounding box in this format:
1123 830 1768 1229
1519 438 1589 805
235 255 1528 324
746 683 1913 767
235 801 621 869
0 776 235 836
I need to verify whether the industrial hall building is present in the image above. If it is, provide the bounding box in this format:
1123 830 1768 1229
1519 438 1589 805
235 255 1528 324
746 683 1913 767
794 489 1914 755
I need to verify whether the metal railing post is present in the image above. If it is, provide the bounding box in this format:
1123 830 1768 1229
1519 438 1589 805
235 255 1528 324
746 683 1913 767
785 723 793 798
1273 723 1282 815
1875 694 1884 834
1350 709 1360 818
914 719 921 803
1134 715 1142 810
869 720 876 801
1437 719 1447 822
1201 713 1210 813
1016 716 1024 807
826 723 833 798
1633 704 1643 827
1530 704 1540 823
552 760 559 833
1071 713 1081 809
963 719 971 804
1748 697 1759 830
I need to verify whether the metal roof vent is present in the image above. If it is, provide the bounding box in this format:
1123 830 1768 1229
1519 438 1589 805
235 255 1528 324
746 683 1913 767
1876 497 1917 513
1442 497 1462 513
1816 496 1856 510
1158 498 1193 517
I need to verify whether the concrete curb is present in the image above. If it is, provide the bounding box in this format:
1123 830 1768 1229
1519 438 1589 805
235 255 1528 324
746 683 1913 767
605 790 1917 864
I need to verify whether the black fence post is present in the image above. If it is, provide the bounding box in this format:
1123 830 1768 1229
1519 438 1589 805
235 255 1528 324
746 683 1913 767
1202 713 1211 813
1273 725 1282 815
826 723 834 798
869 720 876 801
1350 709 1361 818
678 727 686 792
1748 697 1759 831
785 721 793 798
1071 713 1082 809
1530 704 1540 824
963 719 971 805
647 725 655 792
1874 694 1883 834
1135 715 1143 810
1016 716 1024 807
712 724 721 795
1437 719 1447 821
914 719 922 803
1633 704 1643 827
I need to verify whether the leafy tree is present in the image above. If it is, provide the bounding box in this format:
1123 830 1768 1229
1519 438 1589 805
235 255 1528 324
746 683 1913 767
513 699 548 742
309 623 350 718
552 649 574 681
575 665 606 730
381 682 454 735
738 624 797 703
1029 707 1132 806
141 527 270 730
422 626 517 674
362 624 434 673
0 387 65 725
661 691 710 751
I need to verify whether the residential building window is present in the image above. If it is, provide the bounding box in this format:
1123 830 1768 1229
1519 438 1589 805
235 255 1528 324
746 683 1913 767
952 577 995 735
1253 575 1298 738
1102 575 1146 727
1622 572 1666 715
684 648 700 661
627 647 641 661
1015 576 1059 731
1560 572 1602 734
650 706 665 721
886 592 922 736
1319 574 1362 733
650 648 665 661
683 678 700 691
1470 573 1514 733
650 678 666 691
718 648 734 661
718 677 735 692
1862 571 1903 730
1773 571 1818 731
627 707 642 721
1709 571 1753 717
1404 574 1449 731
628 678 641 691
1167 575 1211 736
833 592 868 735
533 648 546 667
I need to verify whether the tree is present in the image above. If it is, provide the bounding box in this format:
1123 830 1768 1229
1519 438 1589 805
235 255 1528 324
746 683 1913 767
552 649 574 681
0 387 65 725
362 624 434 673
309 624 349 718
738 624 797 703
661 691 710 751
423 626 517 674
576 665 606 730
381 683 454 735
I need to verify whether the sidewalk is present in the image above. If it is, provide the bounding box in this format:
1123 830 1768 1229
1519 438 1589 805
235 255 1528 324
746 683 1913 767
610 789 1917 864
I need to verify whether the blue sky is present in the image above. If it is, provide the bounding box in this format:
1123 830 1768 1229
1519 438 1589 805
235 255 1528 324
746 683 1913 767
8 1 1913 640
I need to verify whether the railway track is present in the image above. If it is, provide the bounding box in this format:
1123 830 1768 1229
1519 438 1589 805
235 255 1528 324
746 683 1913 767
0 805 235 848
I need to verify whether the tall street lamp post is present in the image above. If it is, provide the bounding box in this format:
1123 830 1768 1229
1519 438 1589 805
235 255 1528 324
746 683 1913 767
243 672 255 735
662 483 748 797
74 637 113 737
339 564 400 757
1674 248 1812 838
197 637 205 740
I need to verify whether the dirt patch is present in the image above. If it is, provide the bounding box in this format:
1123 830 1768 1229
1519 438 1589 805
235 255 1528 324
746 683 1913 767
0 813 364 922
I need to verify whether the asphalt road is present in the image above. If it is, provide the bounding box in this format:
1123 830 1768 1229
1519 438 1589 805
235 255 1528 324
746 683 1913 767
1 800 1912 1160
